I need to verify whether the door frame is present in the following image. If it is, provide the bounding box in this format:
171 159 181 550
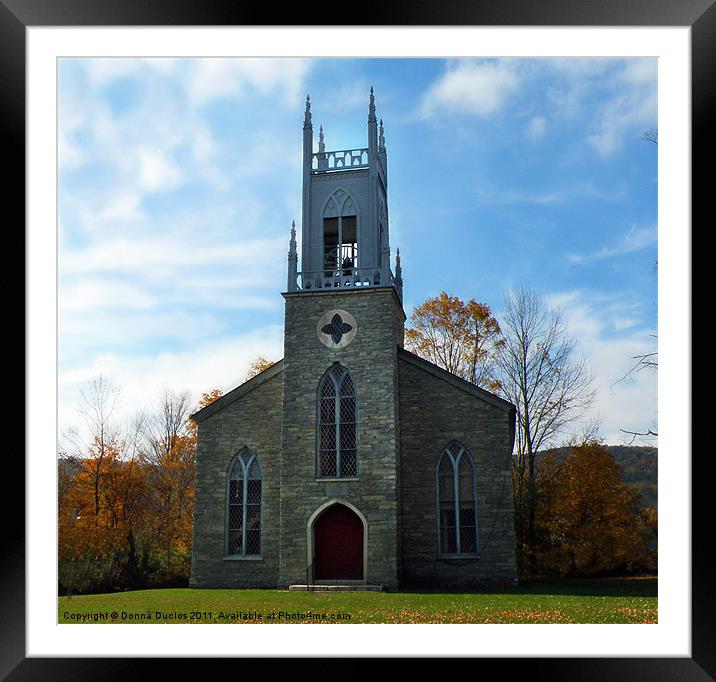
307 499 368 583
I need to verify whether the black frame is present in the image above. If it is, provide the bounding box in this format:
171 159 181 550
9 0 705 677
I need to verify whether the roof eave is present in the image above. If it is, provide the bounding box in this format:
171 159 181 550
190 359 284 424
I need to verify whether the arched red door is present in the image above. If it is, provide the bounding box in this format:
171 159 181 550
313 504 364 580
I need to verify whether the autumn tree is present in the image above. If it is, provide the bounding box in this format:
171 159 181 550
58 377 153 593
64 376 123 516
246 356 276 380
405 291 503 389
534 442 651 576
137 389 197 581
495 286 595 574
187 388 224 435
58 380 227 594
198 387 223 409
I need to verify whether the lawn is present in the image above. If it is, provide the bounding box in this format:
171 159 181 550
58 578 657 624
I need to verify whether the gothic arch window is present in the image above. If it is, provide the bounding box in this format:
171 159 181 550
318 364 357 478
323 189 358 273
436 441 478 555
226 450 262 556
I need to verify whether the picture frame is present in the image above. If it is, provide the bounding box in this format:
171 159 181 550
9 0 706 676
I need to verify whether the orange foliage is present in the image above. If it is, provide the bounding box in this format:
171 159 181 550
59 390 223 593
405 291 502 388
58 444 151 591
246 356 275 380
534 442 653 576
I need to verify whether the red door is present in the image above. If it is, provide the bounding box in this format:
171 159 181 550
314 504 364 580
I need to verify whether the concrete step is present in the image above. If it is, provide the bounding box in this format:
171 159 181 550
288 584 383 592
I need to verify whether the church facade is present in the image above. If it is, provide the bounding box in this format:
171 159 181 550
190 91 517 590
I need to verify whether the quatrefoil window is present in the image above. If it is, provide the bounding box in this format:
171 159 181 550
321 314 353 344
316 309 358 349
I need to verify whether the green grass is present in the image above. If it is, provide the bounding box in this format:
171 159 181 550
58 578 657 624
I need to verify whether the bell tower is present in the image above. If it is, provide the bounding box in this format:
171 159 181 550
287 88 402 299
279 90 405 590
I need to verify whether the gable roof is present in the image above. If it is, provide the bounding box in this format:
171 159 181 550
190 359 284 424
398 348 515 414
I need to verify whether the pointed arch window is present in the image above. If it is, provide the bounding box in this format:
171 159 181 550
318 364 357 478
437 442 478 555
323 190 358 273
226 451 262 556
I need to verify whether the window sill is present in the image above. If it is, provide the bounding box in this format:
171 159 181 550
438 554 481 561
223 555 263 561
315 477 360 482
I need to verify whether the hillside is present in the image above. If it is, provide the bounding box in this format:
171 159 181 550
535 445 657 509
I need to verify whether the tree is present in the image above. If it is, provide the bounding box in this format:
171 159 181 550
64 376 123 516
613 340 658 444
405 291 503 389
617 128 658 444
639 128 658 145
495 286 595 574
138 390 197 580
59 377 150 593
534 442 651 576
246 356 276 380
58 380 227 594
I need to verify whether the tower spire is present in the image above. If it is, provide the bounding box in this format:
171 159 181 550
368 87 378 159
303 94 312 129
379 118 385 150
395 248 403 301
289 220 297 253
287 220 298 291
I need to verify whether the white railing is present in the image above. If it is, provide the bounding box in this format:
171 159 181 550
312 148 369 172
294 267 394 291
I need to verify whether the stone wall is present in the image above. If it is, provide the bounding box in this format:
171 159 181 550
190 371 283 588
398 354 517 587
279 286 405 589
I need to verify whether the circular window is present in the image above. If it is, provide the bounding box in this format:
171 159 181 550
316 309 358 349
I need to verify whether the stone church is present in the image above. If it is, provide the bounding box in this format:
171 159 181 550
190 90 517 590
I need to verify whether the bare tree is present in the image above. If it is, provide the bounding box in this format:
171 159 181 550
639 128 658 145
64 376 124 516
138 389 196 574
613 342 658 444
495 286 595 573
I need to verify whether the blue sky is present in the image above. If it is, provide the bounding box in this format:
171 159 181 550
58 57 657 445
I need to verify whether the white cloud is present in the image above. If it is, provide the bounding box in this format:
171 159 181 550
59 326 285 445
236 133 302 178
60 278 157 312
543 289 657 444
526 115 546 140
418 57 657 157
475 182 624 207
137 146 183 192
82 58 178 86
568 224 657 264
84 59 143 86
62 234 286 278
186 58 312 106
546 58 614 77
540 58 658 155
419 59 520 118
620 58 658 86
479 186 564 205
588 59 657 156
58 130 85 170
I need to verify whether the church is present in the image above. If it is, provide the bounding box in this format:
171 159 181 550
190 90 517 590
